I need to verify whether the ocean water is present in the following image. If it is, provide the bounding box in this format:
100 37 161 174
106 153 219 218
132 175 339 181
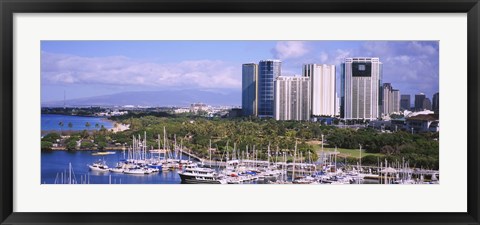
41 150 183 184
40 151 380 185
42 114 114 131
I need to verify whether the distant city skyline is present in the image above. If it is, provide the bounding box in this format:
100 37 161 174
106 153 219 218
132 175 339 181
41 41 439 106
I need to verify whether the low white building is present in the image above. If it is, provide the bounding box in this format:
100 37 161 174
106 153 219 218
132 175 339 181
406 114 439 133
174 108 190 114
190 103 210 114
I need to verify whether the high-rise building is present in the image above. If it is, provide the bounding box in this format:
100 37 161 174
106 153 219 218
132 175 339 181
392 89 400 113
381 83 400 116
382 83 393 116
415 93 426 111
274 76 311 121
258 60 281 118
423 98 432 111
400 94 411 111
241 63 258 116
335 93 340 116
432 92 439 114
341 57 382 120
303 64 336 117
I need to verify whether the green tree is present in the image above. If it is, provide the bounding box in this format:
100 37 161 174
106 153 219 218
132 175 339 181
42 133 61 143
41 141 53 150
80 141 95 149
97 141 107 150
85 122 91 129
66 140 77 150
80 129 89 139
68 122 73 130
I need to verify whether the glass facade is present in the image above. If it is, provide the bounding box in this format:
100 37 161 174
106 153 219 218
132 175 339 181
415 94 426 111
432 93 439 114
340 63 345 118
400 94 411 110
258 60 281 118
242 63 257 116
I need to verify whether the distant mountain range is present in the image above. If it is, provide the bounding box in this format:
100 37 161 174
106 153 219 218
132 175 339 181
42 89 241 107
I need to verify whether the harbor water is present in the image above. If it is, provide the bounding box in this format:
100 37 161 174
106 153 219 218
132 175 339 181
41 150 183 184
41 150 381 185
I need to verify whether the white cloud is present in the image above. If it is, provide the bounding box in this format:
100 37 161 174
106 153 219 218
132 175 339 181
272 41 308 59
319 51 329 63
393 55 411 64
407 42 437 55
41 52 241 89
333 49 352 65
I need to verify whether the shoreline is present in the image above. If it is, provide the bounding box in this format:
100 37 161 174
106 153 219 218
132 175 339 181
42 113 104 118
49 147 126 151
41 114 129 134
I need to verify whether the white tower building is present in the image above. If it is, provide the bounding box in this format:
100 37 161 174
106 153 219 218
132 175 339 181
274 76 311 121
303 64 336 117
341 57 382 121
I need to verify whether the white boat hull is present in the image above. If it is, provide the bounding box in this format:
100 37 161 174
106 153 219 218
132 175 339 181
178 173 226 184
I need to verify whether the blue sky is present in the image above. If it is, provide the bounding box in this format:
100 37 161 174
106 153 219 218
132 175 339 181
41 41 439 104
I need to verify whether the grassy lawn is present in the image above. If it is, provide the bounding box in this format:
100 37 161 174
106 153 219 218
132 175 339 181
311 145 384 158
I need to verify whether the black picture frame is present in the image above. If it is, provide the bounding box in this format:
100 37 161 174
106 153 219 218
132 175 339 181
1 0 479 224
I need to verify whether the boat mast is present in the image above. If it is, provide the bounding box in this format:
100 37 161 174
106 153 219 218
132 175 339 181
283 152 287 181
180 138 183 162
144 131 147 161
253 145 256 168
334 146 337 172
276 146 279 164
123 143 126 159
174 134 177 160
321 134 324 166
132 136 135 161
163 126 167 161
158 134 161 160
359 144 362 173
226 141 229 162
233 142 236 160
267 142 271 165
292 141 297 182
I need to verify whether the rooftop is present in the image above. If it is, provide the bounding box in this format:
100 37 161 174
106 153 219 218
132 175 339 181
406 114 439 121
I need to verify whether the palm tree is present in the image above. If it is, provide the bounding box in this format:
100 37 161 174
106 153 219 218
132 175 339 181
58 121 64 134
95 123 99 129
85 122 91 129
68 122 73 130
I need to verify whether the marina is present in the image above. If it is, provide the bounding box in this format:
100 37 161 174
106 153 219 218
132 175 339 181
42 129 439 185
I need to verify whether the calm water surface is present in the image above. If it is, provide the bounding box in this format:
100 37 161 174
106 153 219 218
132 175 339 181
41 150 183 184
42 114 114 131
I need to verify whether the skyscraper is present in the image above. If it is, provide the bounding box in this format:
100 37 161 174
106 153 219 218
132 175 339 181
432 92 439 114
241 63 258 116
381 83 400 116
382 83 393 116
423 98 432 111
341 57 382 120
392 89 400 113
303 64 336 117
415 93 426 111
257 60 281 118
400 94 411 111
274 76 310 121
